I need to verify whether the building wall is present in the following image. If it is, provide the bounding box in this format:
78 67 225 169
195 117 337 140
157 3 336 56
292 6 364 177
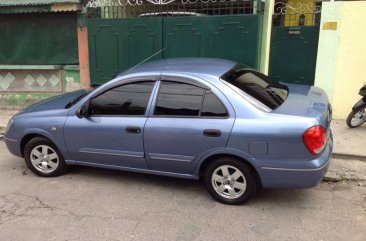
315 1 366 119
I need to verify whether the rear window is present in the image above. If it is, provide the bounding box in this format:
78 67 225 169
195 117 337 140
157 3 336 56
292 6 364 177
221 64 288 110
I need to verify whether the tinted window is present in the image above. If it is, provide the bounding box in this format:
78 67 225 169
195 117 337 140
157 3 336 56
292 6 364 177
89 82 154 116
201 91 227 117
154 82 205 116
221 65 288 110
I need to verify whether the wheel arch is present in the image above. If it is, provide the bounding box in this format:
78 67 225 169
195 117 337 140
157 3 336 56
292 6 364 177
197 151 262 187
20 131 55 157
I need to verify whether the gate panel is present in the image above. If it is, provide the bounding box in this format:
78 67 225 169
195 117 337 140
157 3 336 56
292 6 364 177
163 21 202 58
87 0 263 85
163 15 261 69
268 1 321 85
269 26 319 85
88 18 162 85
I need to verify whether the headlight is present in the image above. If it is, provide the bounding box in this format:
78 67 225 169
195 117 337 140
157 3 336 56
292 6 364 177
4 118 13 134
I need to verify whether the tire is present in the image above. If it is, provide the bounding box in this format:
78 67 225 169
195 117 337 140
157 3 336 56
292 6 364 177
346 105 366 128
203 157 258 205
24 137 67 177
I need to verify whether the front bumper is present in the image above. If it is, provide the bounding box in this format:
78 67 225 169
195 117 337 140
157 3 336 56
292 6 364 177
258 133 333 189
4 135 22 157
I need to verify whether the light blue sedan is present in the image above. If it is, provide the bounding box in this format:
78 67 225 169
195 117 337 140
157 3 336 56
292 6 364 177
4 58 333 204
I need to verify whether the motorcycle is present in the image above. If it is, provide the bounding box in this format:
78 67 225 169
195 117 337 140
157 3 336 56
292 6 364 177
346 84 366 128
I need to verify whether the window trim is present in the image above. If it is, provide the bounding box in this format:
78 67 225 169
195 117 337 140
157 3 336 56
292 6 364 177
88 80 158 117
152 80 229 119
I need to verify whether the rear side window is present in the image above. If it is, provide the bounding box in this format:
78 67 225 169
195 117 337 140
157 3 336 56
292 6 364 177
201 91 227 117
221 65 288 110
89 81 154 116
154 81 228 117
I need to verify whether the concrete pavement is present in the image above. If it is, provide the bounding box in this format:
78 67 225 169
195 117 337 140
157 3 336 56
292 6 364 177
0 141 365 241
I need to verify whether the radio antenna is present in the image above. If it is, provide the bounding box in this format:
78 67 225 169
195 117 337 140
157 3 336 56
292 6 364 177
126 47 167 73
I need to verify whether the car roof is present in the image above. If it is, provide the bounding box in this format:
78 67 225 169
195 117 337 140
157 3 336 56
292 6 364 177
122 58 237 78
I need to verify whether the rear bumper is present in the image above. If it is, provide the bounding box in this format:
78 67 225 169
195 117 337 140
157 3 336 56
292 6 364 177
258 134 333 189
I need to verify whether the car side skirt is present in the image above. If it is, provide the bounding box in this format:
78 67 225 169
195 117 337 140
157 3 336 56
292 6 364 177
65 160 199 180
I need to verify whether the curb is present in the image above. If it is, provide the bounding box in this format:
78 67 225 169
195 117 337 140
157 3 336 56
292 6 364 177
333 153 366 162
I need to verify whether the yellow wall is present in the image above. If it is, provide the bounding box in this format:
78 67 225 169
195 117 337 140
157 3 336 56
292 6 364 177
330 1 366 119
284 0 315 26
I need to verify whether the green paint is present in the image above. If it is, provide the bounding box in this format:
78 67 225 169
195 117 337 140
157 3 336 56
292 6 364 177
0 5 50 14
269 26 320 85
88 18 163 85
64 66 81 85
0 13 78 65
77 13 87 27
88 15 262 85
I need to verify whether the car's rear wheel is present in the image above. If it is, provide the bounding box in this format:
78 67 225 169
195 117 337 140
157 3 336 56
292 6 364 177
203 157 257 205
24 137 67 177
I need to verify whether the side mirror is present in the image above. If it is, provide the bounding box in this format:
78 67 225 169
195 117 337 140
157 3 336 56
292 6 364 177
76 105 88 118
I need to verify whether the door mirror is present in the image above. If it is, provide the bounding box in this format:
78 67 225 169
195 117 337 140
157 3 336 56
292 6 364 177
76 105 88 118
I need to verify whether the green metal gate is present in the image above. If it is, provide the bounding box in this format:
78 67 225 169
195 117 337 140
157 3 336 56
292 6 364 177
163 15 261 66
268 1 321 86
87 1 263 85
269 26 319 85
88 18 163 85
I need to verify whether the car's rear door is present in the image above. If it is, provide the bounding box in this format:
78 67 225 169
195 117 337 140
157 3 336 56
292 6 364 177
143 75 235 174
64 80 157 168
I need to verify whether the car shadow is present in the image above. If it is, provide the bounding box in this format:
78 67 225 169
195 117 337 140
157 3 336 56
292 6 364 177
66 165 314 206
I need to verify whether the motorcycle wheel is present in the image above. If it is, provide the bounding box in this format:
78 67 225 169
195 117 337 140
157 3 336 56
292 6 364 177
346 105 366 128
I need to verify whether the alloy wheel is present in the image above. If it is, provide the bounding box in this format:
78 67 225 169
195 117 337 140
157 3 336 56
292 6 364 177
211 165 247 199
30 145 60 174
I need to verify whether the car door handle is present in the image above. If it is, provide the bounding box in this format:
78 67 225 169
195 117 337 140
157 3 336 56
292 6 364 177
203 129 221 137
125 126 141 134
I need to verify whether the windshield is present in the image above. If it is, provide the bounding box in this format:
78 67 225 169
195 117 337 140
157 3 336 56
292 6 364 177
221 64 288 110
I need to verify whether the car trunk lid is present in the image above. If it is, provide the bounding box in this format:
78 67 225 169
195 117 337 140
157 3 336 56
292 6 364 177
272 83 332 129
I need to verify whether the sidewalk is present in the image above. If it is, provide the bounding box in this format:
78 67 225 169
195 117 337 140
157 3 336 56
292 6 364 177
331 119 366 159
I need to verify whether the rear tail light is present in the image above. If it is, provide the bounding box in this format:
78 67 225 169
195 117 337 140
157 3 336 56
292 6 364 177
303 125 327 155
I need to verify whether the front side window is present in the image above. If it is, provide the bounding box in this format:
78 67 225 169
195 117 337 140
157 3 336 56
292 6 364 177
221 65 288 110
154 81 228 117
89 81 155 116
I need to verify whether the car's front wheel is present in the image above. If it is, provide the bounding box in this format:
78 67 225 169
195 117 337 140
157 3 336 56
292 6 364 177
24 137 67 177
204 157 258 205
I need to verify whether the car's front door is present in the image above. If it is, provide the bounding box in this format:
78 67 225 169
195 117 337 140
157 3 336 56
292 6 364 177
64 81 156 168
144 77 235 174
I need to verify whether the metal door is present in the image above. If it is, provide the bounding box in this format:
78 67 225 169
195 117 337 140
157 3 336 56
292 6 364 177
86 0 263 85
269 26 319 85
87 18 163 85
163 15 262 69
268 1 321 85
